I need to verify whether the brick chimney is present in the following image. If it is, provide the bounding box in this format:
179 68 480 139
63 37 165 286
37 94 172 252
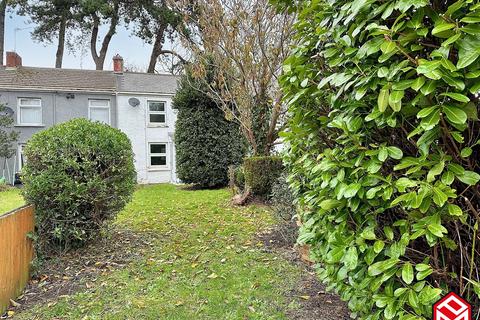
6 51 22 68
113 54 123 73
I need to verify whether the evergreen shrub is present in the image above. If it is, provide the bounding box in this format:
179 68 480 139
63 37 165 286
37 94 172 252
277 0 480 318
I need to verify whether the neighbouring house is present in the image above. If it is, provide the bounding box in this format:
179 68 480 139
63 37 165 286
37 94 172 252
0 51 179 185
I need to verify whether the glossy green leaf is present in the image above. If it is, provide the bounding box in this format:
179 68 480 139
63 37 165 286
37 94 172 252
378 88 389 112
402 262 414 284
440 92 470 102
458 170 480 185
457 35 480 69
443 105 468 124
432 23 455 36
448 204 463 216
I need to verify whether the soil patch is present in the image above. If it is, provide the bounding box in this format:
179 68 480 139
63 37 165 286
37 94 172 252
258 224 351 320
3 229 157 317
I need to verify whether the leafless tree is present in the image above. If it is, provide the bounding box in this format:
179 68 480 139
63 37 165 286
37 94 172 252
173 0 296 155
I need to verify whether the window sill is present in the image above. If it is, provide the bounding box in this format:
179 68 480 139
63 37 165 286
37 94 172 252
147 167 171 172
147 124 168 128
15 124 45 128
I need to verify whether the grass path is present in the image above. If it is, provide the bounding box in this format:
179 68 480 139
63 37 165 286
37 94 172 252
0 188 25 215
18 184 303 319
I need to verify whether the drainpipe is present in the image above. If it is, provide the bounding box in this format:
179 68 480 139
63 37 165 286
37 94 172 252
53 92 57 124
114 92 118 128
168 132 174 183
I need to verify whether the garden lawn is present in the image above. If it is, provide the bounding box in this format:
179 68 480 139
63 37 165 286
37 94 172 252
0 188 24 215
18 184 303 319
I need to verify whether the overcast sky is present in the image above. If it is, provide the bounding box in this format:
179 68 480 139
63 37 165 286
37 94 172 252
5 12 156 71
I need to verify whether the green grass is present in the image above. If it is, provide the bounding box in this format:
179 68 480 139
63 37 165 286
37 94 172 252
18 184 302 319
0 187 25 215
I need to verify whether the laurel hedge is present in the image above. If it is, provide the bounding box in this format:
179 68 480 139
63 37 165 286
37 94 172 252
276 0 480 318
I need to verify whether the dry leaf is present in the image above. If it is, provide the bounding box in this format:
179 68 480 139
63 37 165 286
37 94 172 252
9 299 20 307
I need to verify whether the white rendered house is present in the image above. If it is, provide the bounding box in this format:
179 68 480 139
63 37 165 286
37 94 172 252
114 57 179 184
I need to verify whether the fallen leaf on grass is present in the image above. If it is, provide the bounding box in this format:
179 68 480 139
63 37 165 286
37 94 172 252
299 295 310 300
207 273 218 279
9 299 20 307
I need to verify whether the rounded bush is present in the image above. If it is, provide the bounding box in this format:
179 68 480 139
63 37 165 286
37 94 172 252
22 118 136 251
174 70 244 188
243 156 283 197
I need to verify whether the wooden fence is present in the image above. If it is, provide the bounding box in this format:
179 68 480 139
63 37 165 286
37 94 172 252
0 205 34 314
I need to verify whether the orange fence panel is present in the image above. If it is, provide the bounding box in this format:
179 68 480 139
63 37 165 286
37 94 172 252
0 205 34 314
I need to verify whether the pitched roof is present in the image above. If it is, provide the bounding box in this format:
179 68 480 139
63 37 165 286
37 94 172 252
0 66 117 92
117 72 179 94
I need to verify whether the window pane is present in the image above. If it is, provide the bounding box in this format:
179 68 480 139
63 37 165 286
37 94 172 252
20 107 42 124
89 100 110 107
150 114 165 123
90 107 110 124
19 98 41 106
151 156 166 166
149 101 165 112
150 144 166 154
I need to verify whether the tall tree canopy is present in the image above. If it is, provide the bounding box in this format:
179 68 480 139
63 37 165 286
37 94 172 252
17 0 79 68
127 0 186 73
78 0 123 70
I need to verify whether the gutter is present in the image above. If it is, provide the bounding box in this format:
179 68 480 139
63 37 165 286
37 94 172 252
0 87 116 95
116 91 176 96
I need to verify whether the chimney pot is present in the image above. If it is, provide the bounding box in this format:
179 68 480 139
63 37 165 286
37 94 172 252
6 51 22 68
113 54 123 73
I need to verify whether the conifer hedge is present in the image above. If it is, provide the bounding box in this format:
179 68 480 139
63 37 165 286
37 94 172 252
277 0 480 318
174 71 244 187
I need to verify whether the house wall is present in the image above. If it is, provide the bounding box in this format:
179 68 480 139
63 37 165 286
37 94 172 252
117 93 178 184
0 90 116 184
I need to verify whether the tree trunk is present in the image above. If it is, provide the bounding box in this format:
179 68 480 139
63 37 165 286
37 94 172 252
147 24 167 73
0 0 6 66
90 2 119 70
55 16 67 68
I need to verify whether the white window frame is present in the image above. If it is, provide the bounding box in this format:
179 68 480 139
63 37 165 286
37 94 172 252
148 142 169 168
17 98 42 125
88 99 111 125
147 100 167 126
